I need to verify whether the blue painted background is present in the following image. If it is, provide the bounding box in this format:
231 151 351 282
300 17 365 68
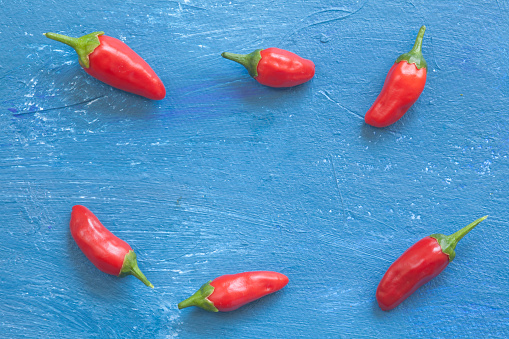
1 0 508 338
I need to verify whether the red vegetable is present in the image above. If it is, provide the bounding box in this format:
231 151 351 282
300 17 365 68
364 26 427 127
178 271 289 312
70 205 153 288
44 31 166 100
221 48 315 88
376 216 488 311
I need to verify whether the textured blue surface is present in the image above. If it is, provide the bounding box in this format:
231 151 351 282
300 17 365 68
1 0 508 338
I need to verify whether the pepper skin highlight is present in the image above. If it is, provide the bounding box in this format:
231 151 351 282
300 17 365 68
44 31 166 100
221 48 315 88
376 216 488 311
70 205 153 288
178 271 289 312
364 26 427 127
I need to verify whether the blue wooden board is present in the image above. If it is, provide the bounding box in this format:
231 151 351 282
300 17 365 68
1 0 508 338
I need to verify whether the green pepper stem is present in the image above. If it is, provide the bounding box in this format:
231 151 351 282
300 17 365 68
431 215 488 262
395 25 427 70
221 49 262 78
409 25 426 55
129 264 154 289
44 32 80 50
178 281 218 312
177 296 199 309
449 215 488 245
120 250 154 288
44 31 104 68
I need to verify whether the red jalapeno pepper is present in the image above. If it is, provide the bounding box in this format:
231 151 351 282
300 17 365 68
70 205 154 288
364 26 427 127
44 31 166 100
221 48 315 88
178 271 289 312
376 215 488 311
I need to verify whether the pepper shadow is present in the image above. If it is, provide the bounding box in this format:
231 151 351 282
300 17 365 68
178 290 288 336
360 122 390 142
66 224 132 298
360 105 422 142
235 80 313 135
372 298 387 318
83 91 163 118
372 275 451 318
360 119 408 144
50 65 160 118
241 80 314 110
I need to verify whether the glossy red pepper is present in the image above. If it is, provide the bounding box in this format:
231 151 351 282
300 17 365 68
376 216 488 311
221 48 315 88
70 205 153 288
364 26 427 127
44 31 166 100
178 271 289 312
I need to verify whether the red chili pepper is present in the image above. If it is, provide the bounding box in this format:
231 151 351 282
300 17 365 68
44 31 166 100
376 216 487 311
364 26 427 127
178 271 289 312
70 205 153 288
221 48 315 88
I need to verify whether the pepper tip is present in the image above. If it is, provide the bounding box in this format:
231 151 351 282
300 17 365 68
177 300 189 310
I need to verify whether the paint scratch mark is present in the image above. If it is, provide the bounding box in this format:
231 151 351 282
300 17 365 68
319 90 363 119
167 243 200 261
280 3 366 44
182 80 245 96
302 6 362 29
341 244 391 262
430 36 442 71
178 26 247 39
330 154 347 227
0 68 16 81
12 96 104 116
168 0 207 11
348 209 398 232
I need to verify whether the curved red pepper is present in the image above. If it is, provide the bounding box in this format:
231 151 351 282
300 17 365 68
221 48 315 88
178 271 289 312
376 216 488 311
364 26 427 127
70 205 153 288
44 31 166 100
